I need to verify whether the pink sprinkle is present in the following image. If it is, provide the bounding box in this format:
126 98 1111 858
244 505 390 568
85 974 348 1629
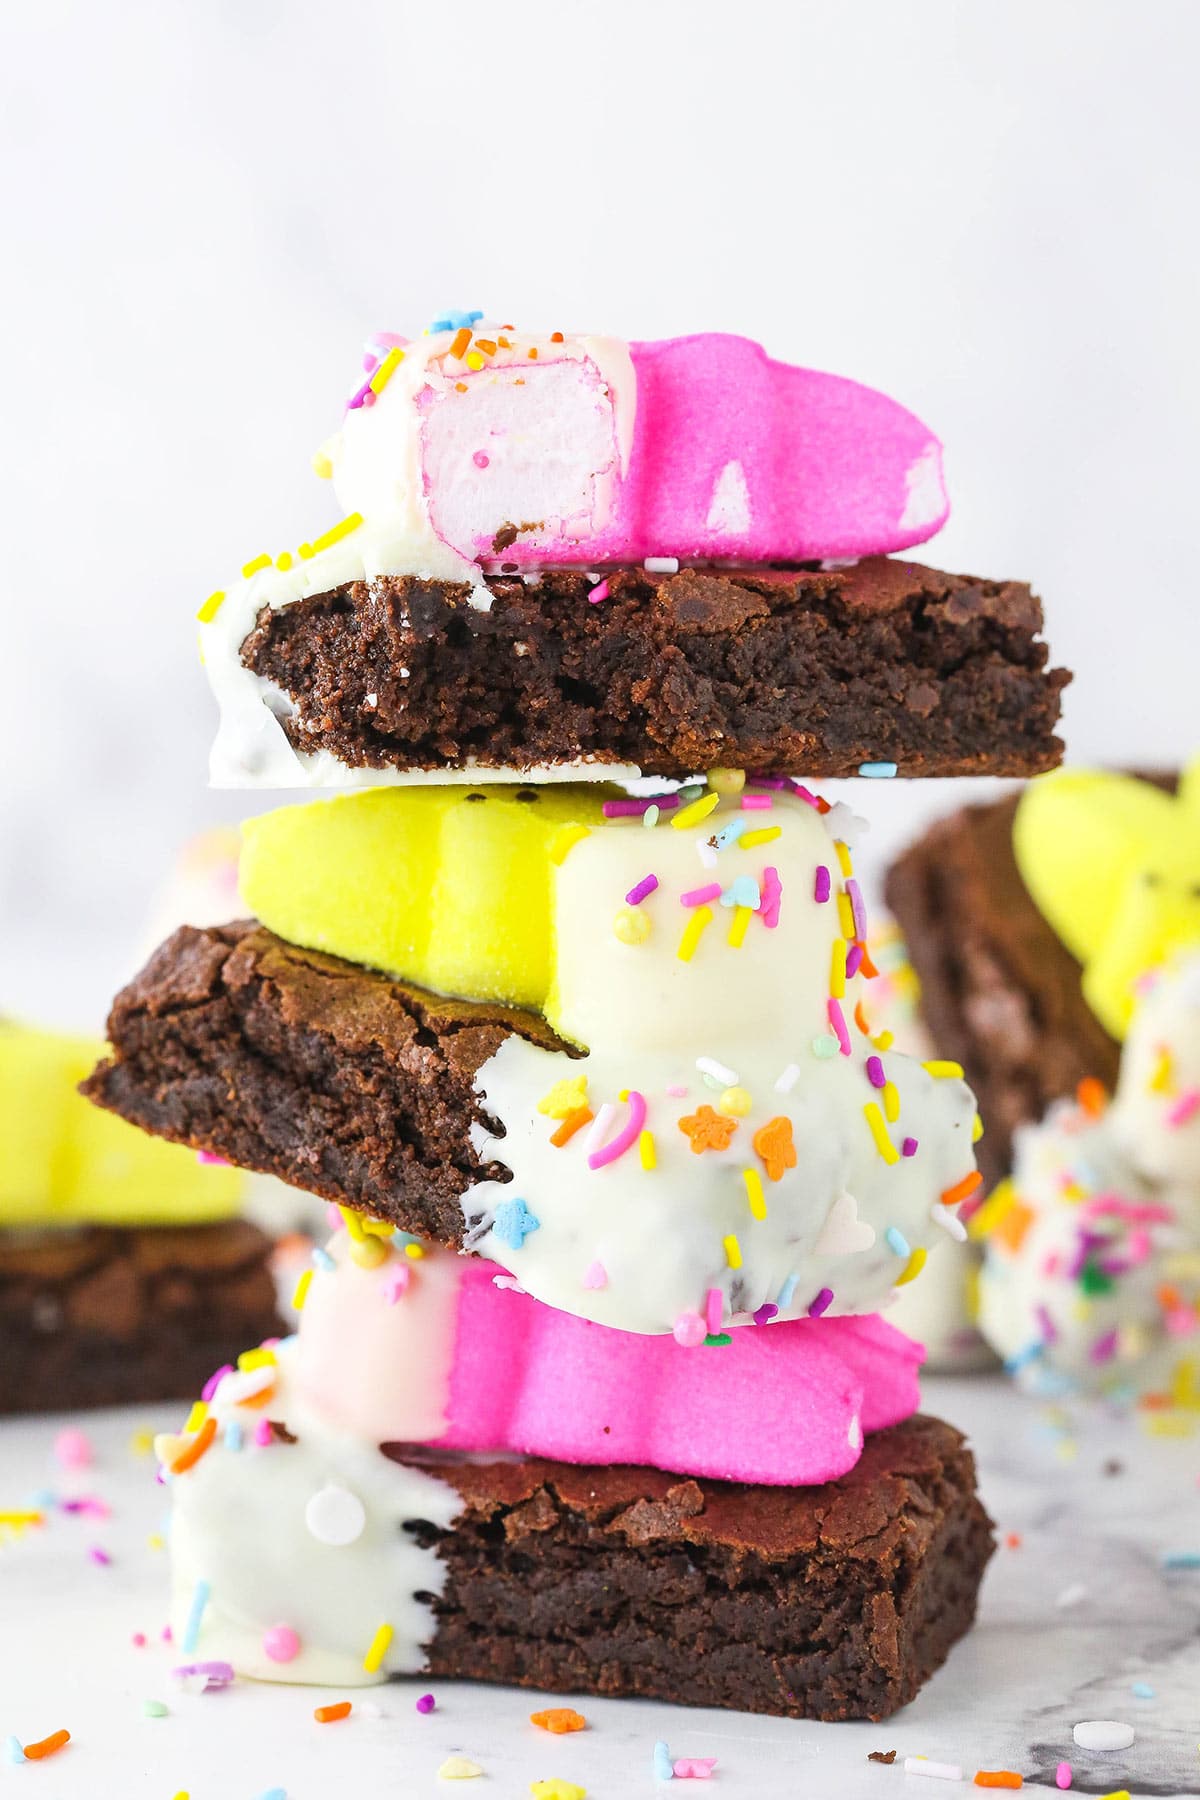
54 1427 93 1469
262 1624 301 1664
360 389 376 408
381 1264 411 1304
347 376 373 410
1056 1761 1072 1789
1090 1326 1120 1364
741 795 773 811
957 1190 985 1223
807 1287 834 1318
416 1693 436 1714
1035 1303 1058 1343
583 1260 608 1290
603 794 679 818
201 1364 233 1404
132 1632 147 1648
1166 1306 1197 1338
588 578 610 605
327 1203 345 1230
704 1288 723 1335
681 882 722 908
814 866 831 903
673 1310 707 1348
89 1546 111 1566
1085 1196 1173 1223
361 353 379 375
790 780 824 809
588 1090 647 1170
845 877 867 942
674 1759 717 1778
866 1055 886 1088
252 1418 273 1447
161 1625 173 1643
760 865 783 929
827 998 852 1056
626 873 659 906
666 1083 688 1098
473 451 490 469
902 1136 919 1157
1167 1089 1200 1127
196 1150 231 1167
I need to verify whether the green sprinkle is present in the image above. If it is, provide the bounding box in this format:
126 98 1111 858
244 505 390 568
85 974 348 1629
811 1034 839 1059
142 1699 169 1718
703 1333 732 1347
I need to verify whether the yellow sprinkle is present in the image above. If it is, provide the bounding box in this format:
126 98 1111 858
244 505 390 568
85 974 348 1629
967 1179 1017 1240
727 904 753 948
830 939 847 998
672 791 721 830
638 1129 656 1170
614 906 651 945
739 826 781 849
242 552 271 578
548 823 591 864
465 351 485 371
718 1085 753 1117
183 1400 208 1435
538 1076 590 1119
340 1206 366 1240
292 1268 314 1311
148 1533 165 1552
438 1756 483 1780
128 1430 155 1458
237 1346 276 1371
368 346 405 395
923 1059 964 1079
531 1783 587 1800
706 768 745 795
972 1112 984 1142
404 1242 425 1260
1172 1358 1200 1408
883 1080 901 1124
298 541 315 559
275 551 294 572
863 1102 900 1165
196 589 225 624
837 893 856 938
311 448 334 479
677 904 714 963
351 1236 389 1270
743 1167 767 1221
723 1233 743 1270
872 1029 895 1051
362 1620 394 1674
895 1245 927 1286
1145 1416 1195 1439
311 512 364 555
0 1511 43 1528
834 840 853 877
1150 1047 1174 1093
173 1792 191 1800
361 1215 394 1237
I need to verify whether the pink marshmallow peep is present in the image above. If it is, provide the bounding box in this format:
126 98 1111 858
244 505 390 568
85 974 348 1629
294 1245 923 1487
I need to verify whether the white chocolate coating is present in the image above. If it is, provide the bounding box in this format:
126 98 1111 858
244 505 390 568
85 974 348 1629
158 1340 461 1686
459 793 979 1334
977 955 1200 1396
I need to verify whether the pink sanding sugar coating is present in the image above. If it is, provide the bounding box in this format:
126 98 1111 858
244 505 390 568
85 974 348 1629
445 333 948 566
297 1251 923 1487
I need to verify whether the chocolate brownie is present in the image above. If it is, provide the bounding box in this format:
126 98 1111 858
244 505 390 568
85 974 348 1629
395 1412 993 1722
80 921 563 1243
0 1219 282 1413
240 557 1069 780
885 785 1172 1185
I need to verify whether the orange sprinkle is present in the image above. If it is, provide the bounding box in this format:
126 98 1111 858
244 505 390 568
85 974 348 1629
853 999 871 1035
550 331 564 343
527 346 539 359
23 1730 70 1761
497 336 512 349
169 1416 217 1474
550 1106 594 1148
473 338 497 356
942 1170 984 1209
753 1115 798 1183
455 382 468 392
239 1383 277 1411
448 327 472 359
993 1198 1035 1254
1158 1284 1183 1312
1077 1076 1108 1117
1004 1531 1022 1549
974 1773 1022 1790
530 1708 587 1734
314 1701 352 1724
858 944 880 978
1138 1390 1174 1410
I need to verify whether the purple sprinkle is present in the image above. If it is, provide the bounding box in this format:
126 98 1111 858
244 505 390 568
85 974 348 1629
866 1055 886 1089
201 1364 233 1404
172 1660 235 1689
89 1546 111 1566
625 873 659 906
845 877 868 942
346 375 373 411
845 942 864 978
680 882 722 908
753 1302 779 1326
807 1286 835 1318
602 794 679 818
814 866 831 904
415 1693 436 1714
748 775 790 790
1035 1304 1059 1344
1089 1327 1120 1365
901 1136 919 1157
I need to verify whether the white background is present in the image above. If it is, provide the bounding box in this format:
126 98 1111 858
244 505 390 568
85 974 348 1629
2 0 1198 1027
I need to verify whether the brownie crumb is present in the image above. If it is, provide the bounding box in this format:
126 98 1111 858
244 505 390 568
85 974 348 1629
868 1749 899 1764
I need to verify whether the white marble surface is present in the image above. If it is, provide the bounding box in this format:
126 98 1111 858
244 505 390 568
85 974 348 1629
1 1375 1198 1797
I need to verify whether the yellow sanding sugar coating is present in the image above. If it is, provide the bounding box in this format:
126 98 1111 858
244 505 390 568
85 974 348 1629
240 785 619 1034
0 1021 244 1227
